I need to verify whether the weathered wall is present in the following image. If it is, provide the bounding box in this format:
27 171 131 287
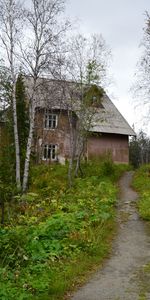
34 110 129 164
34 109 73 162
87 133 129 164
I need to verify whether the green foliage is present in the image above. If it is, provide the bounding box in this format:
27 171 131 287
0 74 28 223
0 73 29 223
86 59 100 84
129 136 140 168
129 131 150 168
0 161 127 299
0 66 15 181
133 165 150 220
0 96 15 192
0 64 12 108
0 73 29 186
0 111 16 222
83 84 104 107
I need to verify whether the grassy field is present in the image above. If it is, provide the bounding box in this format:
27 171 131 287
0 160 129 300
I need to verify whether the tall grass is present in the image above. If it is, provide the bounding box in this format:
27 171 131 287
133 164 150 221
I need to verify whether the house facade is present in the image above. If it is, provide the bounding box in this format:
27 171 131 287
24 77 135 164
34 109 73 164
85 93 135 163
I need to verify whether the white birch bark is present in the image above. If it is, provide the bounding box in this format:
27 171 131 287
21 0 69 192
0 0 21 189
22 105 35 192
12 79 21 188
67 109 75 187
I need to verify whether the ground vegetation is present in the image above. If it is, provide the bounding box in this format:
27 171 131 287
0 160 129 299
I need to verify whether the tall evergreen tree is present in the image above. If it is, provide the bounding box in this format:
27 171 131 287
0 73 29 183
0 73 29 223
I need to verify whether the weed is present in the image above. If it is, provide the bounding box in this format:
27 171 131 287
0 160 128 299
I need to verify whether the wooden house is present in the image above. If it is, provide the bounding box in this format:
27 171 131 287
24 77 136 164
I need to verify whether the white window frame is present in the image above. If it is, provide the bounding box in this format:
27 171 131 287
43 144 58 161
44 110 58 129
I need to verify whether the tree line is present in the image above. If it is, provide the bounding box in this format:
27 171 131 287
129 130 150 168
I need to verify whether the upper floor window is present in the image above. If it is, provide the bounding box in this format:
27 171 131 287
44 110 58 129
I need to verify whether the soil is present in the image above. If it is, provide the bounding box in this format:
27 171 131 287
70 171 150 300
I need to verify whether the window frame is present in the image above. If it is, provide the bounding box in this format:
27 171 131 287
92 96 104 108
44 110 58 129
43 144 58 161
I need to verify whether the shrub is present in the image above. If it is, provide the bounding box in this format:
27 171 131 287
133 164 150 221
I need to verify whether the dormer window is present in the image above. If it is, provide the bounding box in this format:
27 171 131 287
92 96 97 102
44 110 58 129
92 95 104 108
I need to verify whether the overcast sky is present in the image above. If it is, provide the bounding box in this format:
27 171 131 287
66 0 150 134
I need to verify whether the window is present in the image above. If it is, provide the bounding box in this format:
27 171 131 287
43 144 58 161
44 110 58 129
92 96 97 102
92 96 104 108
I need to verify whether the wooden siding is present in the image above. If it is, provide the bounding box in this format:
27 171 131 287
34 109 129 164
87 133 129 164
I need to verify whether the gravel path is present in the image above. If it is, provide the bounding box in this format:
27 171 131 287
71 172 150 300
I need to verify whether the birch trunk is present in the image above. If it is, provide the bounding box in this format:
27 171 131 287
21 0 69 192
9 0 21 190
75 142 84 177
22 107 35 192
12 80 21 189
68 110 75 187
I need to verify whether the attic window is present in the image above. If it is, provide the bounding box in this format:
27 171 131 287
92 96 104 108
92 96 97 102
44 110 58 129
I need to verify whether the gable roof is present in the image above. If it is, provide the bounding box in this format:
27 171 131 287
90 93 136 136
23 76 136 136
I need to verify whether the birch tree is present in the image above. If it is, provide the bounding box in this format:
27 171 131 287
64 34 111 180
137 12 150 99
0 0 22 189
133 12 150 128
20 0 69 192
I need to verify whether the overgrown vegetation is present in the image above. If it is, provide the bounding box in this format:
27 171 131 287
133 165 150 298
0 74 29 223
127 165 150 298
0 160 128 300
133 164 150 220
129 131 150 168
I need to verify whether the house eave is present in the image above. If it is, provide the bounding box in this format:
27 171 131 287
89 127 136 136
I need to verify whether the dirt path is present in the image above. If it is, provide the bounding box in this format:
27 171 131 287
71 172 150 300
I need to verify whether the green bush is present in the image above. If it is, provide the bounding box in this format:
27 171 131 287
133 164 150 221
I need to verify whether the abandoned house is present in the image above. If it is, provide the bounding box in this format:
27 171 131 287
24 77 136 164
